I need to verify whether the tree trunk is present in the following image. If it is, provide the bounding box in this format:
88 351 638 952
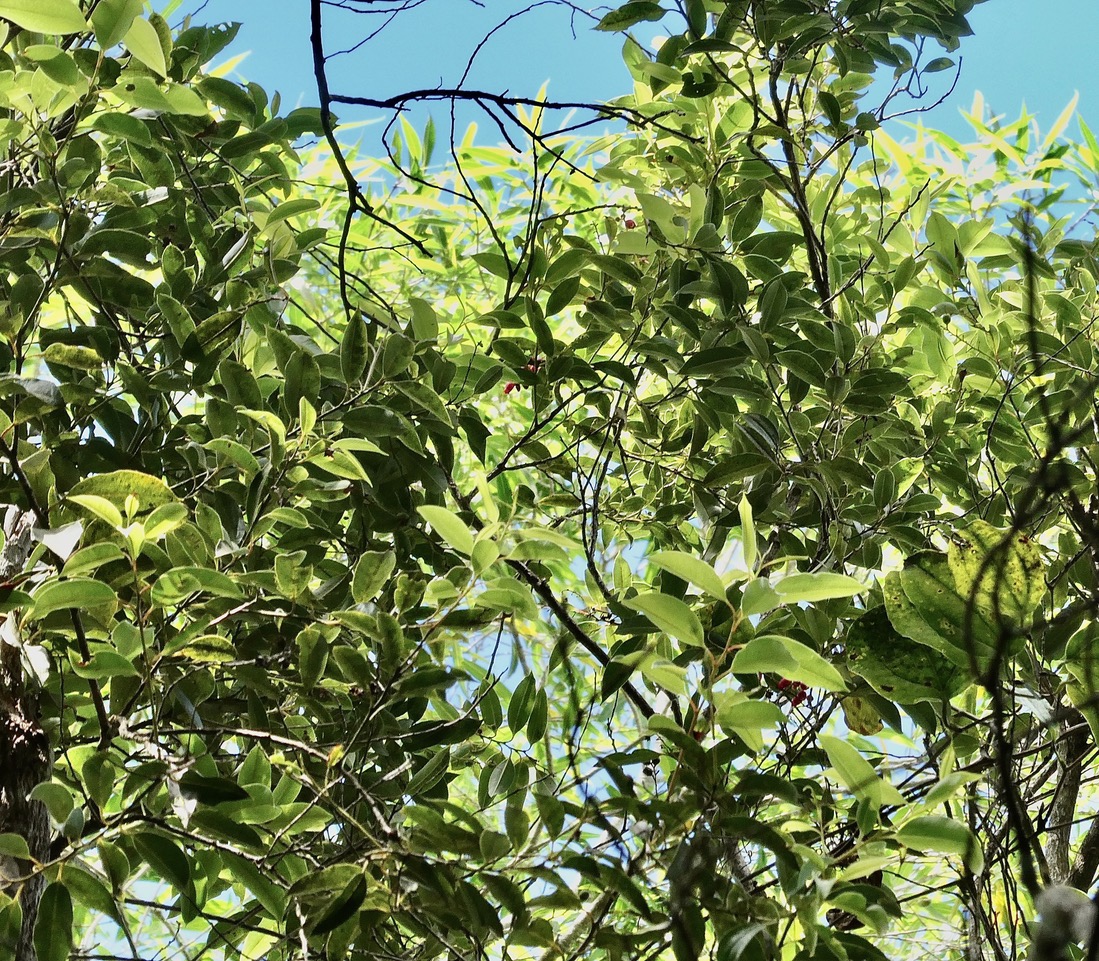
0 507 50 961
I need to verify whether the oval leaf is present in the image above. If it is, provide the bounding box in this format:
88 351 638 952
647 551 726 600
33 882 73 961
151 567 242 606
897 815 985 874
0 0 88 33
624 591 704 647
819 734 905 807
418 505 475 555
731 635 846 692
773 572 867 603
30 578 117 620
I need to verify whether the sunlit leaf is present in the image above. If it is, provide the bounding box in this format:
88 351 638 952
624 591 705 647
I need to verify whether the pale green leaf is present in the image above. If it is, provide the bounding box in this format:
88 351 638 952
418 505 475 555
773 572 867 603
820 734 905 807
730 635 846 692
67 494 123 528
352 551 396 604
640 656 688 697
29 578 117 620
647 551 726 600
897 815 984 873
91 0 142 48
738 494 757 573
624 591 704 647
0 0 88 34
123 16 167 76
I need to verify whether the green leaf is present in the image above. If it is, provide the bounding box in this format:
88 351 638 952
886 552 1000 668
640 656 688 696
71 650 139 679
29 578 117 620
69 470 176 513
527 688 548 742
846 607 969 703
42 343 102 371
352 550 396 604
897 815 984 873
741 578 780 617
33 882 73 961
132 831 191 893
123 16 167 76
81 753 115 809
264 198 320 229
508 673 536 732
418 505 475 555
772 572 867 603
819 734 905 807
647 551 726 600
29 782 73 822
946 520 1045 626
91 0 142 48
738 495 757 573
0 834 30 859
409 298 438 341
405 748 451 797
730 635 846 692
150 567 242 606
60 865 123 923
67 494 123 528
89 110 154 146
0 0 88 34
277 552 313 600
311 873 367 935
597 2 667 32
307 448 371 482
714 692 785 752
624 591 704 647
297 625 328 688
167 635 235 663
222 853 286 917
177 771 250 805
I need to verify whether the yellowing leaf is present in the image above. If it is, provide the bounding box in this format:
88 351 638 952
946 520 1044 626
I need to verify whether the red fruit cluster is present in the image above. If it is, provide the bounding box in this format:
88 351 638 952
777 678 808 707
504 358 543 396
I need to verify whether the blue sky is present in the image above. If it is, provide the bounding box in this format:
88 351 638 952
182 0 1098 145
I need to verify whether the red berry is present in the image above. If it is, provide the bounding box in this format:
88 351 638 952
624 218 637 229
777 678 808 706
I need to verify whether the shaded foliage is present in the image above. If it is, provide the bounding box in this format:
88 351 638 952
0 2 1098 961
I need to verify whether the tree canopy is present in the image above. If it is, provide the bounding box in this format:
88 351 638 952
0 1 1098 961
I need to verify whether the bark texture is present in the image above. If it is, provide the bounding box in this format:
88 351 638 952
0 507 49 961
